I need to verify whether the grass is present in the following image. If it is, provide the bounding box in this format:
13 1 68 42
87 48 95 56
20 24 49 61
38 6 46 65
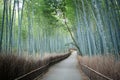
78 55 120 80
0 53 70 80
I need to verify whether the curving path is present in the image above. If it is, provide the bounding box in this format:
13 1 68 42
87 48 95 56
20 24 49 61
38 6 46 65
36 51 82 80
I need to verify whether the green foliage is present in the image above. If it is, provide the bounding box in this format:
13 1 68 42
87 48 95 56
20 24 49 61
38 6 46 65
66 0 75 23
21 27 27 40
0 1 3 29
0 0 119 57
0 10 2 29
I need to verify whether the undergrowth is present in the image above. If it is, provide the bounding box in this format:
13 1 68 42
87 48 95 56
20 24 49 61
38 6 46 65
0 53 69 80
78 55 120 80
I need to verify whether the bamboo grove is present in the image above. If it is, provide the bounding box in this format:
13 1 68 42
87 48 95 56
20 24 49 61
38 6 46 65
0 0 74 56
0 0 120 57
73 0 120 56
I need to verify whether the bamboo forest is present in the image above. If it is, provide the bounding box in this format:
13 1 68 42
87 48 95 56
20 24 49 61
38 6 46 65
0 0 120 80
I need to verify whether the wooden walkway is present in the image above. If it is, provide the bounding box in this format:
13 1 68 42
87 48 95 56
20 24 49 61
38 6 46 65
35 51 82 80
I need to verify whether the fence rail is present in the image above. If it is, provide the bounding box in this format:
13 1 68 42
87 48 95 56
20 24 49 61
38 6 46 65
80 63 113 80
15 53 71 80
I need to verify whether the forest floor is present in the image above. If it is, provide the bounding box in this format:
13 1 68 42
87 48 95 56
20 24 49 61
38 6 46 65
35 51 85 80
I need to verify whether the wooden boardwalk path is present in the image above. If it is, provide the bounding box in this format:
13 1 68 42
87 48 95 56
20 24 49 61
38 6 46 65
35 51 82 80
